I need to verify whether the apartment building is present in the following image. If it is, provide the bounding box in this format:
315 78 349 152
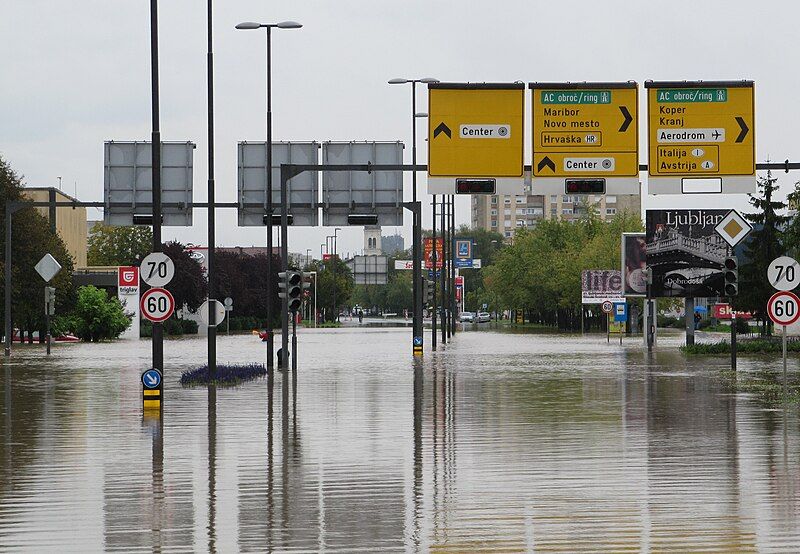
472 191 641 238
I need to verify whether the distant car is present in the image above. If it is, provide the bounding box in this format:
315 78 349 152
459 312 475 323
477 312 491 323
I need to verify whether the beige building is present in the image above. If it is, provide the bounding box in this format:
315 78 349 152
472 190 641 239
23 187 88 267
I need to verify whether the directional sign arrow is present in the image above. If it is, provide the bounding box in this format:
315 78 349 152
619 106 633 133
433 122 451 139
537 156 556 173
735 116 749 143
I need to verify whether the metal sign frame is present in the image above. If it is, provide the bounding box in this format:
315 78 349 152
237 141 320 226
104 141 195 226
321 141 405 227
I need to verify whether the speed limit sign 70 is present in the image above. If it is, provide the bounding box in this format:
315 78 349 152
768 256 800 292
767 291 800 326
140 287 175 323
140 252 175 287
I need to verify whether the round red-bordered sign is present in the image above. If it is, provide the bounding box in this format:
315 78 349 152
767 290 800 326
601 300 613 314
140 287 175 323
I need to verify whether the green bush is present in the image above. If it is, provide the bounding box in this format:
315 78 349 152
681 338 800 355
58 285 131 342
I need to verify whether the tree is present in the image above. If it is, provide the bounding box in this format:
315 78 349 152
736 171 789 333
482 211 643 329
161 242 207 313
87 224 152 266
214 250 280 325
58 285 131 342
307 257 354 321
1 155 76 342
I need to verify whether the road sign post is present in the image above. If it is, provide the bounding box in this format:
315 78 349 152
530 81 639 194
767 290 800 393
645 80 755 194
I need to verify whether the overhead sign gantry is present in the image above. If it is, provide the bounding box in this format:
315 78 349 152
645 80 755 194
530 81 639 194
427 83 525 195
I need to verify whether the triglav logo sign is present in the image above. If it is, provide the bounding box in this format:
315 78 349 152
117 266 139 295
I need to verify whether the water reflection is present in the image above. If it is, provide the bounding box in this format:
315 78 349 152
1 330 800 550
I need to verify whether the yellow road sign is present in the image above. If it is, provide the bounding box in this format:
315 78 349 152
428 83 524 178
530 83 639 178
646 81 755 177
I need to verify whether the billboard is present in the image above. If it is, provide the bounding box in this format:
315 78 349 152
646 210 730 297
581 270 623 304
424 237 443 269
621 233 647 296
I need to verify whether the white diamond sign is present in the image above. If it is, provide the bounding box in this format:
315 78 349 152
34 254 62 282
714 209 752 248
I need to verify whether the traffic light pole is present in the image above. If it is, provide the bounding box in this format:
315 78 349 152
281 169 289 369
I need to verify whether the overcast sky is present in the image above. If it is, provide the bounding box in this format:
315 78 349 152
3 0 799 258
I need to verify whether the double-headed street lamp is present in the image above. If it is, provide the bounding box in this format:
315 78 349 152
236 20 302 369
388 77 438 354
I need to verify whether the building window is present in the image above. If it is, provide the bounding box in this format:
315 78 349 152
516 208 525 215
505 231 512 237
551 208 557 215
491 220 497 227
562 208 573 215
516 219 525 227
491 197 498 204
504 197 511 204
504 208 511 216
504 219 512 227
515 197 525 204
606 195 617 204
606 208 617 216
490 209 497 216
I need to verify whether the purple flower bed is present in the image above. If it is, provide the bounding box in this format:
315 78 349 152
180 363 267 386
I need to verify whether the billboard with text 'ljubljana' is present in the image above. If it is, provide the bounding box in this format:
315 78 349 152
646 209 731 298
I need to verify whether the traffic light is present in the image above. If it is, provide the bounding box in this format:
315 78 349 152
425 279 435 306
724 256 738 296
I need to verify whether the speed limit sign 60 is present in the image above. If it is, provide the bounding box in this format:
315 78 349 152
767 290 800 326
140 287 175 323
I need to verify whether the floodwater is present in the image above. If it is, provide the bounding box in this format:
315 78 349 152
1 326 800 553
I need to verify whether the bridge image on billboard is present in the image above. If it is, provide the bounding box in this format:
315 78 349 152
646 209 731 297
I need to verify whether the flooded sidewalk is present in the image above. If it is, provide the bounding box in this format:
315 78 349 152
1 328 799 552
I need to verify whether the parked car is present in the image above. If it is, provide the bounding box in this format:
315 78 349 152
477 312 491 323
459 311 475 323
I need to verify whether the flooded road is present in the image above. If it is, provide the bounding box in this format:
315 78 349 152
2 327 800 552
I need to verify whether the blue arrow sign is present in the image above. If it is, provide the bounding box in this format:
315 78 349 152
413 336 423 347
142 369 162 389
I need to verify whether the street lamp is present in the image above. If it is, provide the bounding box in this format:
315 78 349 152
388 77 438 353
236 19 302 369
